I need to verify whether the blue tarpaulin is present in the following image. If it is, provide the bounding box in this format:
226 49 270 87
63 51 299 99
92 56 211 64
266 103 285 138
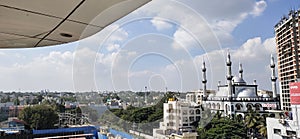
33 126 98 139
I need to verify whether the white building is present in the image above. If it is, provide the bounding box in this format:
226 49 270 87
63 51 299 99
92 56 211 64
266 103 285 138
266 105 300 138
267 81 300 138
153 98 200 139
186 90 216 105
201 52 280 117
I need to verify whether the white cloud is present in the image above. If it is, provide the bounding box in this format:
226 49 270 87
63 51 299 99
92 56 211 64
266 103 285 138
0 51 74 91
200 37 276 90
139 0 269 51
250 1 267 17
106 43 120 52
232 37 276 61
0 0 275 92
151 17 173 31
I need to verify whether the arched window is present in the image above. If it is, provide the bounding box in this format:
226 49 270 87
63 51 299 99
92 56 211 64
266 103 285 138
217 103 221 109
255 103 262 111
212 103 216 109
207 103 211 108
246 103 253 111
236 103 242 111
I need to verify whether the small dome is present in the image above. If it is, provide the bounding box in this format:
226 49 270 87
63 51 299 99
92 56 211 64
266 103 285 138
208 93 215 98
262 93 270 98
232 76 246 85
237 88 257 98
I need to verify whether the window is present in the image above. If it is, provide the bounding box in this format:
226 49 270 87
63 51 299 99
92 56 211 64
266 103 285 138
196 116 201 121
255 104 261 111
189 117 195 122
189 110 194 114
195 109 201 114
274 129 281 134
236 104 241 110
169 122 174 126
286 130 296 136
183 117 188 122
168 104 173 109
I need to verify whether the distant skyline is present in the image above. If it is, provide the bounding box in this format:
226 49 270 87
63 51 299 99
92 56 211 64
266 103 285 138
0 0 299 92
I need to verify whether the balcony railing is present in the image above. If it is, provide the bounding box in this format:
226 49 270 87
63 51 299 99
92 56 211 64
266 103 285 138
202 97 279 102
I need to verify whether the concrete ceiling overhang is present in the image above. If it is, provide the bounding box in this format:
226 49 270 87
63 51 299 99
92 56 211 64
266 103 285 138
0 0 150 48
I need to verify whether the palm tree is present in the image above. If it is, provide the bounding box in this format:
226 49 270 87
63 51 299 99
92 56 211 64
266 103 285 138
244 110 260 137
256 123 267 138
256 114 268 138
245 111 257 128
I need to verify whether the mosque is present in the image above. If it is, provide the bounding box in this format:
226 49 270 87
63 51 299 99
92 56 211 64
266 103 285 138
200 52 280 117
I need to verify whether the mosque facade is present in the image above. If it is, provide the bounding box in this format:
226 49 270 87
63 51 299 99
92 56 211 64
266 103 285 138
201 52 280 117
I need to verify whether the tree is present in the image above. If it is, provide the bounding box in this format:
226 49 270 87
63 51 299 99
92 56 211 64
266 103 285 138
245 110 259 130
13 97 20 105
256 120 267 138
1 95 10 103
198 113 246 139
244 110 269 138
37 95 43 102
18 104 58 129
255 114 268 138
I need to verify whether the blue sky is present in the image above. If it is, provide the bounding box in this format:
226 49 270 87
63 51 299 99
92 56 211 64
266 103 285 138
233 0 300 44
0 0 299 92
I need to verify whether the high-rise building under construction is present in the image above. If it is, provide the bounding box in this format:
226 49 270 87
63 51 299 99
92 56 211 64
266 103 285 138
274 9 300 111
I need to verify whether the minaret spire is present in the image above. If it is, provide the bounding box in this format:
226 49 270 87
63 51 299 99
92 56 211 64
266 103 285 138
239 63 243 79
226 50 233 97
202 59 207 98
270 54 277 98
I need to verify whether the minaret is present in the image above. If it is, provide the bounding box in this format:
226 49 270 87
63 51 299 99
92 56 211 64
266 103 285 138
145 86 148 104
270 54 277 98
226 50 233 97
239 63 243 79
202 60 207 97
218 81 221 91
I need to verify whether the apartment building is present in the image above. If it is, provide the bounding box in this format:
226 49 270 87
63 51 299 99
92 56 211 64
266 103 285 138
275 9 300 111
153 98 200 139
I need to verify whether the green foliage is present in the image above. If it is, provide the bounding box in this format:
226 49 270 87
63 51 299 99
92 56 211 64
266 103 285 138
61 96 77 102
198 112 246 139
18 104 59 129
54 103 65 113
111 105 162 123
110 92 176 123
103 93 120 103
1 95 10 103
98 92 177 134
197 110 270 139
244 111 268 138
13 97 20 105
37 95 43 102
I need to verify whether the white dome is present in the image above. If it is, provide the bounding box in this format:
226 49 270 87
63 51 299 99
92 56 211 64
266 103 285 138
208 93 215 98
237 88 257 98
262 93 270 98
232 76 246 85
